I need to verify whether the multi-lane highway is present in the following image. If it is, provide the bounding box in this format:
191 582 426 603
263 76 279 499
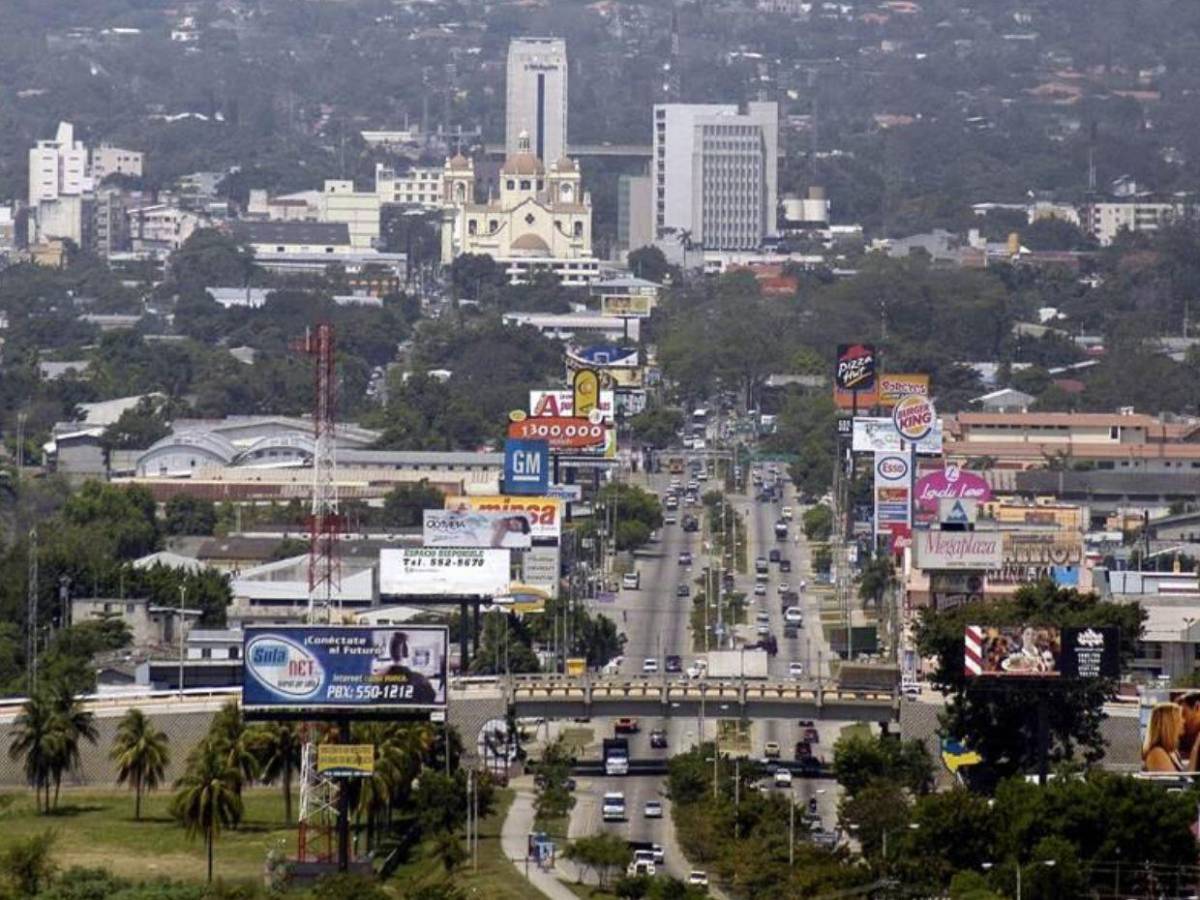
559 449 853 873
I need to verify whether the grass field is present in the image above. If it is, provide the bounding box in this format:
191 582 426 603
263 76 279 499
0 786 295 884
0 785 533 897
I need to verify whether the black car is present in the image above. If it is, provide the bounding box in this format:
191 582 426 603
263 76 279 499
769 549 781 563
783 624 799 639
650 729 668 749
676 583 690 598
665 654 683 673
779 559 792 573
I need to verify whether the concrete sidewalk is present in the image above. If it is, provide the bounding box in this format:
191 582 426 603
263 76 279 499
499 776 579 900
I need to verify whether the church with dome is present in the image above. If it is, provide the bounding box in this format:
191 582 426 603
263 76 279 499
439 132 599 286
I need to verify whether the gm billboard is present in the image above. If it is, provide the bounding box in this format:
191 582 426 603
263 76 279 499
243 625 449 712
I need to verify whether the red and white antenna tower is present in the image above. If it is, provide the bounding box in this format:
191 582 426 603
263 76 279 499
293 322 342 625
292 322 343 866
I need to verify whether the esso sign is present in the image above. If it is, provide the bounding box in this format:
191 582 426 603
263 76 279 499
893 394 936 442
876 455 909 481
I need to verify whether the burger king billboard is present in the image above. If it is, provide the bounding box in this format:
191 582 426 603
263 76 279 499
893 395 936 443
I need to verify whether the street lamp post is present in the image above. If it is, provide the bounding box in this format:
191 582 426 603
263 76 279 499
177 585 186 698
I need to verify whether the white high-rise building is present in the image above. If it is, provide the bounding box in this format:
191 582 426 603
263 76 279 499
506 38 568 165
652 102 779 250
29 122 90 206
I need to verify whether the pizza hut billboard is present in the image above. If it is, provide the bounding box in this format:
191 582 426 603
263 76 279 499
835 344 877 392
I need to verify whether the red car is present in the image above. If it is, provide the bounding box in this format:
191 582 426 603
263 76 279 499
615 718 640 734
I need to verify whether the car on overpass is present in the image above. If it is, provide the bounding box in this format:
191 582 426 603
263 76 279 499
650 729 668 749
643 658 659 674
665 654 683 673
614 717 639 734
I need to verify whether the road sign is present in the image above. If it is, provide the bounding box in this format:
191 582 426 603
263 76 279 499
504 438 550 494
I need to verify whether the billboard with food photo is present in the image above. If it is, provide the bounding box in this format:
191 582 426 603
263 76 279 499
964 625 1062 677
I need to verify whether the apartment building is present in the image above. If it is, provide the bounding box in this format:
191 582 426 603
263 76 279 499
375 164 445 209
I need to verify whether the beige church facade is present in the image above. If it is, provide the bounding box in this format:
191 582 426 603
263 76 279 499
440 133 600 286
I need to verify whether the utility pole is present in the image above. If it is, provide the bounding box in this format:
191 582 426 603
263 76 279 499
178 585 186 697
26 526 38 695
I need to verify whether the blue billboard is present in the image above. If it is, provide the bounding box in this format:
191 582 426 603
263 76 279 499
504 438 550 495
243 626 448 712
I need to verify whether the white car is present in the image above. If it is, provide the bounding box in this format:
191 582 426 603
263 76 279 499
777 583 790 594
643 658 659 674
774 769 793 787
688 871 710 887
754 583 767 597
686 663 705 679
789 661 804 679
664 513 678 525
644 800 663 818
784 606 803 624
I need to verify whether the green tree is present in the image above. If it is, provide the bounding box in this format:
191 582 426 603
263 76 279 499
380 481 446 528
163 496 217 536
170 229 257 290
802 505 834 542
627 245 673 283
250 722 302 824
110 708 170 821
449 253 505 300
62 481 159 560
534 737 577 824
206 701 260 801
100 398 171 452
46 682 98 809
947 870 1003 900
172 743 244 883
8 694 59 814
832 732 933 797
630 407 684 449
563 833 632 889
857 554 897 610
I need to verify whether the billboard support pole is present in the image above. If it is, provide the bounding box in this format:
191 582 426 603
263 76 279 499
459 602 469 672
1036 695 1050 786
337 719 351 872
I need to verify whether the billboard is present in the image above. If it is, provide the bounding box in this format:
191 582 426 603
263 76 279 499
508 416 608 452
243 625 449 711
873 452 911 536
522 545 561 597
379 548 511 597
915 466 992 518
1139 688 1199 773
317 744 375 778
913 530 1004 570
423 508 533 549
836 343 877 392
1002 533 1084 566
446 495 562 541
573 369 601 418
878 374 930 407
893 395 937 443
964 625 1062 677
530 389 616 422
853 416 943 454
600 294 653 318
504 439 550 495
930 571 985 609
1061 626 1120 679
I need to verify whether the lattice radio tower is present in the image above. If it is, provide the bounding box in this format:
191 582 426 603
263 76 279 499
292 323 343 625
291 323 343 866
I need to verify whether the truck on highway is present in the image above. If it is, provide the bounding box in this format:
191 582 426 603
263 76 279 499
603 738 630 776
704 649 769 679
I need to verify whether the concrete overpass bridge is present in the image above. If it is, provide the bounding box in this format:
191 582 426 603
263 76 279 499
502 675 898 722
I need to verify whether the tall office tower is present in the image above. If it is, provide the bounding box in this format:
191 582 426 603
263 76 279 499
652 102 779 250
506 38 568 163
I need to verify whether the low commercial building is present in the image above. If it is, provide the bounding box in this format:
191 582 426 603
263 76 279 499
943 411 1200 472
502 310 639 343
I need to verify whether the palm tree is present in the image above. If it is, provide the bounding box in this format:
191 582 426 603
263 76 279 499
250 722 301 824
47 682 98 809
172 742 243 882
110 708 170 821
8 695 58 814
207 700 259 811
